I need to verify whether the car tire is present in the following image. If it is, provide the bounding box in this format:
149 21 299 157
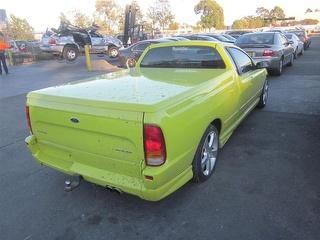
126 58 137 68
192 124 219 183
63 46 78 62
108 46 119 58
257 79 269 109
294 48 298 59
272 59 283 76
287 53 294 67
300 48 304 56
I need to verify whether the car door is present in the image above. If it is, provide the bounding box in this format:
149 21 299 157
226 47 265 113
280 34 292 64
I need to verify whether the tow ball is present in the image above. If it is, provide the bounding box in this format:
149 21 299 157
64 175 82 192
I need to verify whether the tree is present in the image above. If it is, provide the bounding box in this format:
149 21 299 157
147 0 175 31
269 6 285 20
8 14 34 40
168 22 179 30
232 19 247 29
59 12 71 23
95 0 123 34
256 7 270 19
301 18 319 25
305 8 313 13
72 10 92 28
194 0 224 30
232 16 264 29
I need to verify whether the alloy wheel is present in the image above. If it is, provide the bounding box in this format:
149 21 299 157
201 131 218 176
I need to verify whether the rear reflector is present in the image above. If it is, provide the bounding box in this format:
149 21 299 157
143 125 166 166
48 38 57 45
263 49 274 57
25 106 33 134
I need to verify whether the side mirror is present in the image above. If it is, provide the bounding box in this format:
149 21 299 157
289 40 294 44
255 61 269 69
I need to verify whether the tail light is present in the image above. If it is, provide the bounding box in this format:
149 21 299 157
143 125 166 166
263 49 274 57
48 38 57 45
25 106 33 134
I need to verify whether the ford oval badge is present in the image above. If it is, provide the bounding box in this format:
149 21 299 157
70 117 80 124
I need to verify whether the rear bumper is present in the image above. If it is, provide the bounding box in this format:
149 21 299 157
253 56 281 69
25 135 192 201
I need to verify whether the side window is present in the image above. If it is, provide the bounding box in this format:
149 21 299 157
226 47 253 74
280 34 288 45
133 42 150 52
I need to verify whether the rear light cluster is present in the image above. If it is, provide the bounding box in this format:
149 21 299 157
263 49 274 57
48 38 57 45
143 125 166 166
25 106 33 134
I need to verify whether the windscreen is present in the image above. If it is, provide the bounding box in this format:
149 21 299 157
236 33 275 45
140 46 225 69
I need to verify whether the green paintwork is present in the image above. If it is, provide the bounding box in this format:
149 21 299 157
25 41 267 201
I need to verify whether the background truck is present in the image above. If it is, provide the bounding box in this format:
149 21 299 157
40 21 123 61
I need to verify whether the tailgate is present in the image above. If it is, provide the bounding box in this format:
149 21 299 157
28 99 145 180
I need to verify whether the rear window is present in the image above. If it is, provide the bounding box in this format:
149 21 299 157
140 46 225 69
236 33 275 45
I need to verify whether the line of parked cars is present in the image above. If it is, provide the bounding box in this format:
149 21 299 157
117 28 311 76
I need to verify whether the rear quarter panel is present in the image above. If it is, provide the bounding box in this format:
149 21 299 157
141 43 241 188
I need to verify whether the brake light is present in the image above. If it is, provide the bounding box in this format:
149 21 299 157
263 49 274 57
48 38 57 45
143 125 166 166
25 106 33 134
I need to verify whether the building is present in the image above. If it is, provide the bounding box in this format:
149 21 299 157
0 9 8 31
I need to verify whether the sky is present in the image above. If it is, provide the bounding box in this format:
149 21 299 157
1 0 319 32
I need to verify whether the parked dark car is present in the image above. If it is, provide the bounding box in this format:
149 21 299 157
265 29 286 34
235 32 295 76
287 30 311 50
221 34 237 42
162 36 190 41
118 39 172 68
178 35 220 42
204 33 235 43
225 30 252 39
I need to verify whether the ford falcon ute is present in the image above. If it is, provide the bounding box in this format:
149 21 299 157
25 41 268 201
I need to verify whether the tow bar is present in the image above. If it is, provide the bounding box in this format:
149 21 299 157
64 175 82 192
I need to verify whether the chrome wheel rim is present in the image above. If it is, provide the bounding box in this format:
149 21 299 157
110 49 118 57
279 60 283 73
201 131 218 176
67 50 76 59
126 58 136 68
262 81 269 105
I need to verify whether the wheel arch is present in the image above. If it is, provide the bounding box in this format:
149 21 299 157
211 118 222 133
63 43 80 52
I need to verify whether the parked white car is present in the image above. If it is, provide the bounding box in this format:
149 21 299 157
285 33 304 58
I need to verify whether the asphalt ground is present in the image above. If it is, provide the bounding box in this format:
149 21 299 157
0 36 319 240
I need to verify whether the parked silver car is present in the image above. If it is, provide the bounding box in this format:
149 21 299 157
285 33 304 58
40 24 123 61
235 32 295 76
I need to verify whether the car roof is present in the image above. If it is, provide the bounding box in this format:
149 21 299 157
241 32 276 36
143 40 234 49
